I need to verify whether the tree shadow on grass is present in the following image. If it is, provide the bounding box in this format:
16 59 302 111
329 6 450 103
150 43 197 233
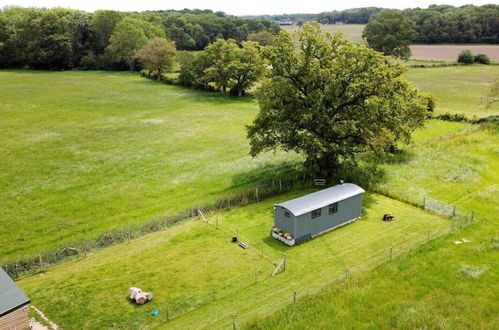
367 149 416 165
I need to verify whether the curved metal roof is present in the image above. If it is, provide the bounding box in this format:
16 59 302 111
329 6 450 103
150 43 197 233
275 183 365 216
0 267 30 317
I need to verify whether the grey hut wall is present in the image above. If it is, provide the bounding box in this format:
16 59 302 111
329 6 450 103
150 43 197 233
274 206 296 235
293 194 363 240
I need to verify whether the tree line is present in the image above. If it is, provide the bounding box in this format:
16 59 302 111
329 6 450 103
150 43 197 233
250 5 499 44
0 7 279 70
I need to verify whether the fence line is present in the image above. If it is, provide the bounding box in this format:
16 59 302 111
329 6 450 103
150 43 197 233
2 171 315 279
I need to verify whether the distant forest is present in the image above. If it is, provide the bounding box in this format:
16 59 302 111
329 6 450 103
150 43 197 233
0 5 497 70
0 8 279 70
248 5 499 44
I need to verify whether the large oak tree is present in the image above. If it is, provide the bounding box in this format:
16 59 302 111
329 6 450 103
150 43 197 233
362 9 416 60
247 23 427 176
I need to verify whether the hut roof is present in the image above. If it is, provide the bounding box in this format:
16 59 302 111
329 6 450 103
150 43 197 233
275 183 365 216
0 267 30 317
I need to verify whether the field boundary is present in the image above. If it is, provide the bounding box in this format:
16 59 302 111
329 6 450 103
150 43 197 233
2 171 314 279
164 196 476 328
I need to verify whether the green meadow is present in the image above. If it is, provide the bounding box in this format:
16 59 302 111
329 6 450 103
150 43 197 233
282 24 366 43
0 70 301 263
19 190 448 329
0 66 495 263
405 65 499 118
247 124 499 329
18 121 498 329
1 64 496 329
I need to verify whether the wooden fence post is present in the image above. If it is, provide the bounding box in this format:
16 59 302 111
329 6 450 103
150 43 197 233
293 291 297 303
38 254 43 271
166 304 170 321
232 313 237 330
470 211 475 222
255 187 259 201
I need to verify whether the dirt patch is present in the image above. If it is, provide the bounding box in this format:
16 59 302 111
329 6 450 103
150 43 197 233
411 45 499 61
31 305 59 330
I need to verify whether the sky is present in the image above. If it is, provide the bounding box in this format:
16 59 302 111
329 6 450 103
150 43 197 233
0 0 495 15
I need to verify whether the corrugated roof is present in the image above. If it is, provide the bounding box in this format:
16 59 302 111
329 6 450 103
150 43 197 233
275 183 365 216
0 267 30 317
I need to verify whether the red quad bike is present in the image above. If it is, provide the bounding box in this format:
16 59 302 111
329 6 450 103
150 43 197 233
382 213 395 221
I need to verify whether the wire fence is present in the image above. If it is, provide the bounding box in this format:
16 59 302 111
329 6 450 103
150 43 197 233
2 169 316 279
111 197 476 328
2 187 477 328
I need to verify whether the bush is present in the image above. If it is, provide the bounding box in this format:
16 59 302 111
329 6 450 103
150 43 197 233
79 53 97 70
474 53 490 64
424 93 436 113
457 49 474 64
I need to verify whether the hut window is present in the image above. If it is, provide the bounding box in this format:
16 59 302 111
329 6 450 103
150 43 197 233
311 208 321 219
284 211 290 218
329 203 338 214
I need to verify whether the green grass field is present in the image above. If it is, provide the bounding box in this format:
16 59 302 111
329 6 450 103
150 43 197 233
247 124 499 329
19 190 448 329
405 65 499 118
282 24 365 43
3 65 497 328
0 67 495 263
18 121 498 329
0 70 302 263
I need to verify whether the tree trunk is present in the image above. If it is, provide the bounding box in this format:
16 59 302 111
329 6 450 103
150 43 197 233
238 89 243 97
157 69 162 81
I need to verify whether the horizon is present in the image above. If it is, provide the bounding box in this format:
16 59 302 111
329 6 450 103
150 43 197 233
0 1 496 16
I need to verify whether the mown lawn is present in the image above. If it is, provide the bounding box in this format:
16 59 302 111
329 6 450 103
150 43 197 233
0 70 302 263
245 124 499 329
19 190 448 329
405 65 499 118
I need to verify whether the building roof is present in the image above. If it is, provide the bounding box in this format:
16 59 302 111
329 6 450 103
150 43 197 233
0 267 30 317
275 183 365 216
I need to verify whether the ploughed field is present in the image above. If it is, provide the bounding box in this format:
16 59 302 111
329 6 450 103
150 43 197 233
410 44 499 61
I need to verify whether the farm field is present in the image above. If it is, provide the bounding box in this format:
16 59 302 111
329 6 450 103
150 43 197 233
248 124 499 329
405 65 499 118
410 44 499 61
18 191 448 329
0 70 302 263
282 24 365 42
18 120 498 329
0 67 494 264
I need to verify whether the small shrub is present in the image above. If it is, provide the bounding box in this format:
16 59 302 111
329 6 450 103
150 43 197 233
435 112 469 122
474 53 490 65
457 49 474 64
424 93 436 114
79 54 97 70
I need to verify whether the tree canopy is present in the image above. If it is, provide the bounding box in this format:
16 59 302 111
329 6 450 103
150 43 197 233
362 10 416 60
134 37 176 79
247 23 427 175
179 38 265 97
0 7 278 70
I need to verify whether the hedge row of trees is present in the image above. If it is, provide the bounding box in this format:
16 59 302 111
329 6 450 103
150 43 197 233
0 7 279 70
253 5 499 44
